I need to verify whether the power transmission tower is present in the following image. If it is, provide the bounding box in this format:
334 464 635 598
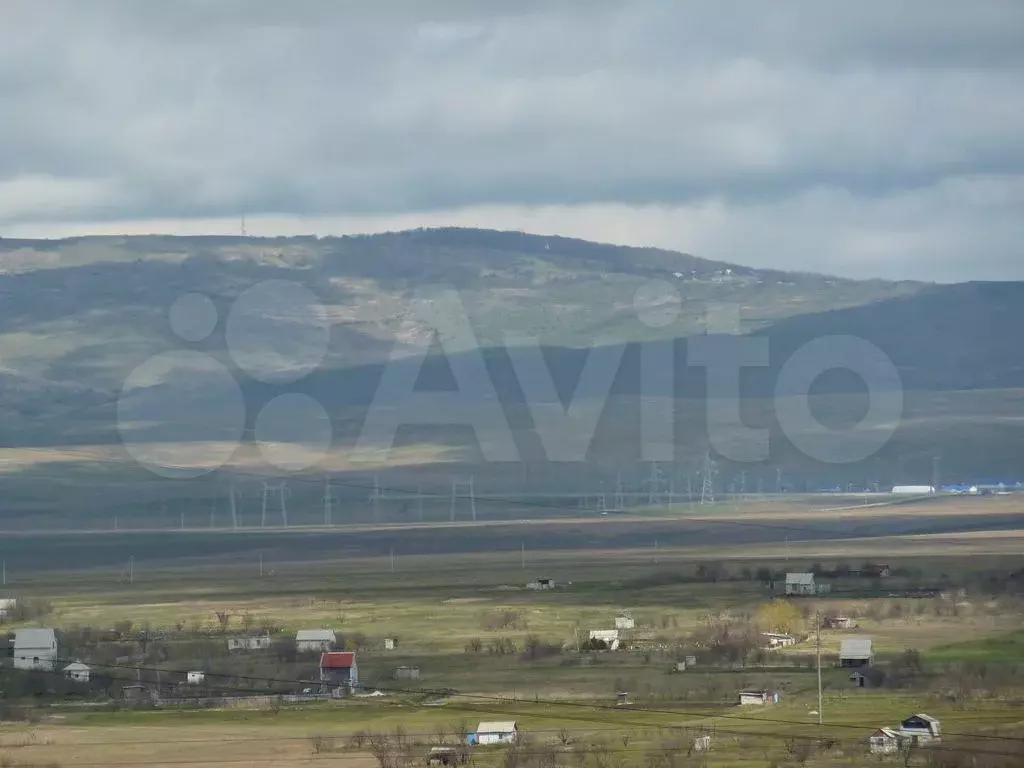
228 480 239 530
645 462 668 507
370 474 384 521
700 452 716 505
323 475 336 526
261 482 290 528
450 477 476 521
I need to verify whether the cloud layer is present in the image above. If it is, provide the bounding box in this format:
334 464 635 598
3 0 1023 281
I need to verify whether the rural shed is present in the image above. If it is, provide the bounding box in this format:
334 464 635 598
784 573 816 596
471 721 517 745
296 629 336 653
840 637 874 667
899 714 941 745
614 614 635 630
762 632 796 648
63 661 90 683
869 728 901 755
393 665 420 680
738 690 776 706
227 634 272 652
588 629 620 650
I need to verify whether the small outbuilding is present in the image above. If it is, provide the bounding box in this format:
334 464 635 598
868 728 901 755
384 637 398 650
394 665 421 681
588 629 620 650
471 721 517 746
738 689 776 706
762 632 797 648
296 629 336 653
526 579 555 590
825 616 855 630
63 661 90 683
785 573 816 596
186 671 205 685
899 714 941 745
840 638 874 668
614 614 635 630
227 634 272 652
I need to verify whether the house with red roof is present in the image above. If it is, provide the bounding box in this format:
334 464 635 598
319 652 359 693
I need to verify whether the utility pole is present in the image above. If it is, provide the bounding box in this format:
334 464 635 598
700 451 716 505
390 547 395 572
776 467 783 493
371 474 382 521
654 539 659 564
229 480 238 530
179 510 184 530
128 555 134 585
816 609 823 726
259 553 264 578
932 455 942 491
323 475 334 526
2 559 6 587
521 542 525 570
416 484 424 522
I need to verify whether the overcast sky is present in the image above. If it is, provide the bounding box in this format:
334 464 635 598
2 1 1023 281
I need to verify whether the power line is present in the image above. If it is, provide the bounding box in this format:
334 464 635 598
28 655 1024 746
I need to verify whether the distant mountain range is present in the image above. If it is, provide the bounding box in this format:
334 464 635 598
1 228 1022 487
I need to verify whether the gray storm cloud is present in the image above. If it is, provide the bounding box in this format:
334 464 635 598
1 0 1023 281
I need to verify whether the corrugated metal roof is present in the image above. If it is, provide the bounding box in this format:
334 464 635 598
296 629 335 641
63 662 90 671
840 638 873 658
319 652 356 669
477 722 517 733
14 628 56 647
785 573 815 584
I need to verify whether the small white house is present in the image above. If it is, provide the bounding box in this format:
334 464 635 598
738 690 773 706
899 714 941 745
474 721 517 745
227 635 272 652
762 632 797 648
785 573 816 596
13 628 57 671
614 615 635 630
384 637 397 650
588 629 620 650
525 579 555 590
63 661 90 683
692 735 712 753
296 629 336 653
186 671 205 685
869 728 901 755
